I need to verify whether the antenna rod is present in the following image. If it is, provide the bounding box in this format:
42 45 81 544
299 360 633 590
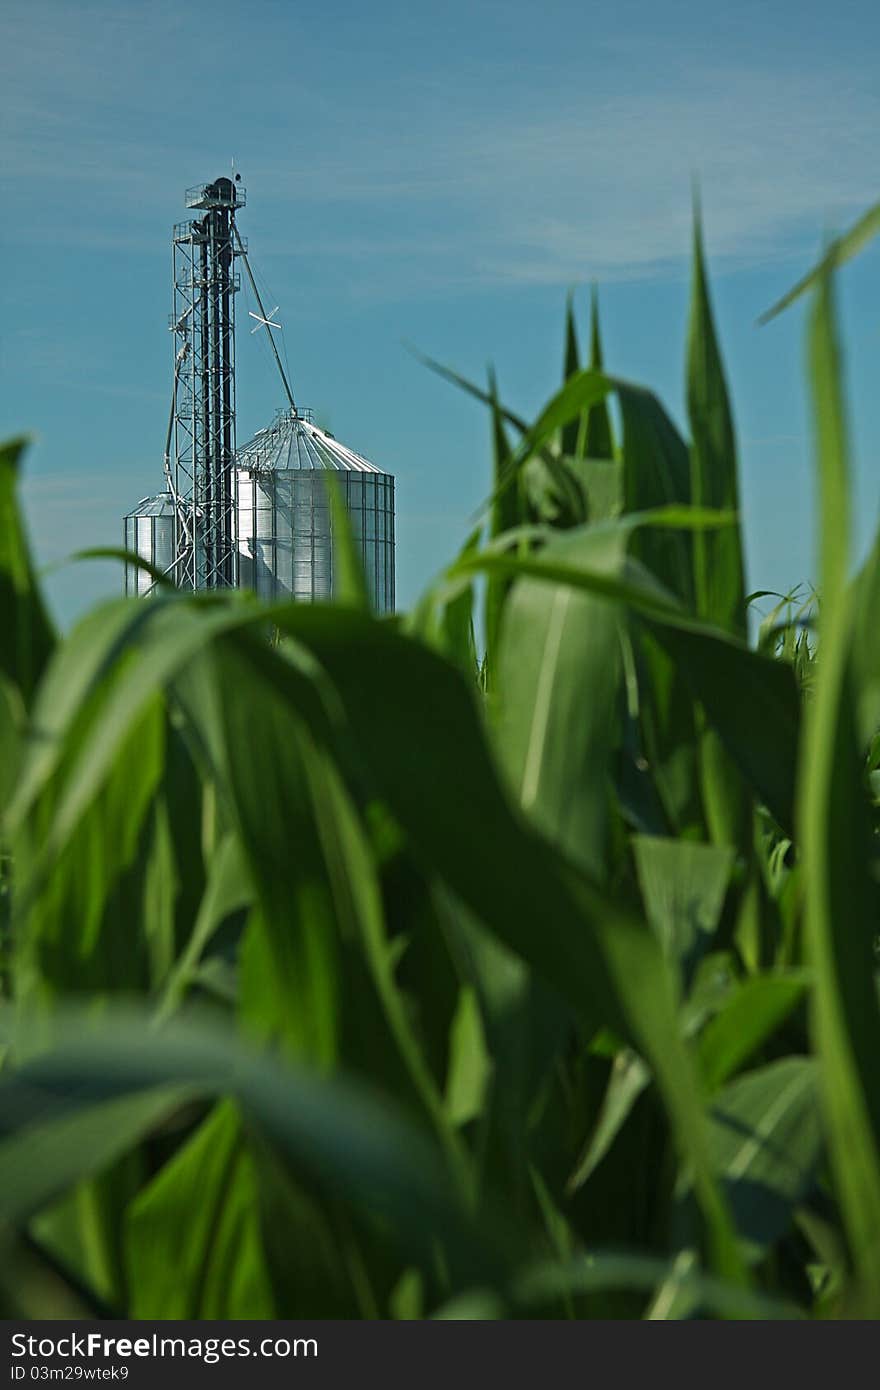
232 223 296 413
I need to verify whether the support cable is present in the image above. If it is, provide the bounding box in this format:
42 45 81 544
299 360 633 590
232 221 297 413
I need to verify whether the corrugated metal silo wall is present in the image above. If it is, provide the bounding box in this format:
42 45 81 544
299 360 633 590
123 510 175 597
235 469 395 611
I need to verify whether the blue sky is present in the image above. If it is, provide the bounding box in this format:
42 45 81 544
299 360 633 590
2 0 879 626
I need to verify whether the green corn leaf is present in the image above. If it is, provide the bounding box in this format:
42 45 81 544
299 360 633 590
0 674 25 825
515 1250 799 1319
632 836 734 985
0 438 55 702
648 622 799 836
411 347 530 436
424 355 613 518
450 524 801 833
7 598 266 851
706 1058 822 1262
494 524 625 879
199 639 346 1068
799 266 880 1297
686 210 753 850
485 370 519 678
207 607 738 1273
155 831 252 1024
0 1085 193 1223
324 472 370 612
697 973 810 1091
592 918 746 1286
615 382 694 607
612 377 702 837
66 546 175 592
759 199 880 323
13 693 167 1003
311 749 466 1172
269 604 629 1040
560 292 581 457
248 1133 381 1318
567 1049 650 1192
182 631 467 1168
850 525 880 748
125 1100 274 1318
432 528 481 682
435 888 571 1217
444 985 492 1129
686 209 746 635
581 286 614 461
0 1011 520 1288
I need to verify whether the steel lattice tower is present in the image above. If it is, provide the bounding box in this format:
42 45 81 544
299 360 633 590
169 176 244 588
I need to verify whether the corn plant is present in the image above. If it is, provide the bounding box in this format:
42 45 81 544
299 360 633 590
1 202 880 1320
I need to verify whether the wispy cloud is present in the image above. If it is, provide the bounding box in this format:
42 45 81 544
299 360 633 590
3 2 877 292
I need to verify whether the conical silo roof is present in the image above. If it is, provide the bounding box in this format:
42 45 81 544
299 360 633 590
124 490 177 519
237 409 385 475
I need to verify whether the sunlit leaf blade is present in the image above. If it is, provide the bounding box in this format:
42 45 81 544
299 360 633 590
125 1100 273 1317
706 1058 822 1262
685 205 751 852
444 985 492 1128
450 524 801 833
8 597 261 847
518 369 613 473
759 199 880 323
423 351 615 520
686 209 746 635
569 457 622 523
410 347 530 435
495 525 624 879
324 472 369 611
697 973 810 1091
67 547 174 591
581 286 614 461
560 293 581 457
13 693 167 1003
515 1250 799 1319
567 1049 650 1192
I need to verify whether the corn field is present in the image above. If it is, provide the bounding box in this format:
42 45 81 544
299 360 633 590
2 205 880 1320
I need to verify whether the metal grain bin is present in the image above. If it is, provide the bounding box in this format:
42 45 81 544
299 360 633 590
123 491 176 596
235 410 395 612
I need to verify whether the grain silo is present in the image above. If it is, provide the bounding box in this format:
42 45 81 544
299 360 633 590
123 175 395 608
236 409 395 612
123 491 176 596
